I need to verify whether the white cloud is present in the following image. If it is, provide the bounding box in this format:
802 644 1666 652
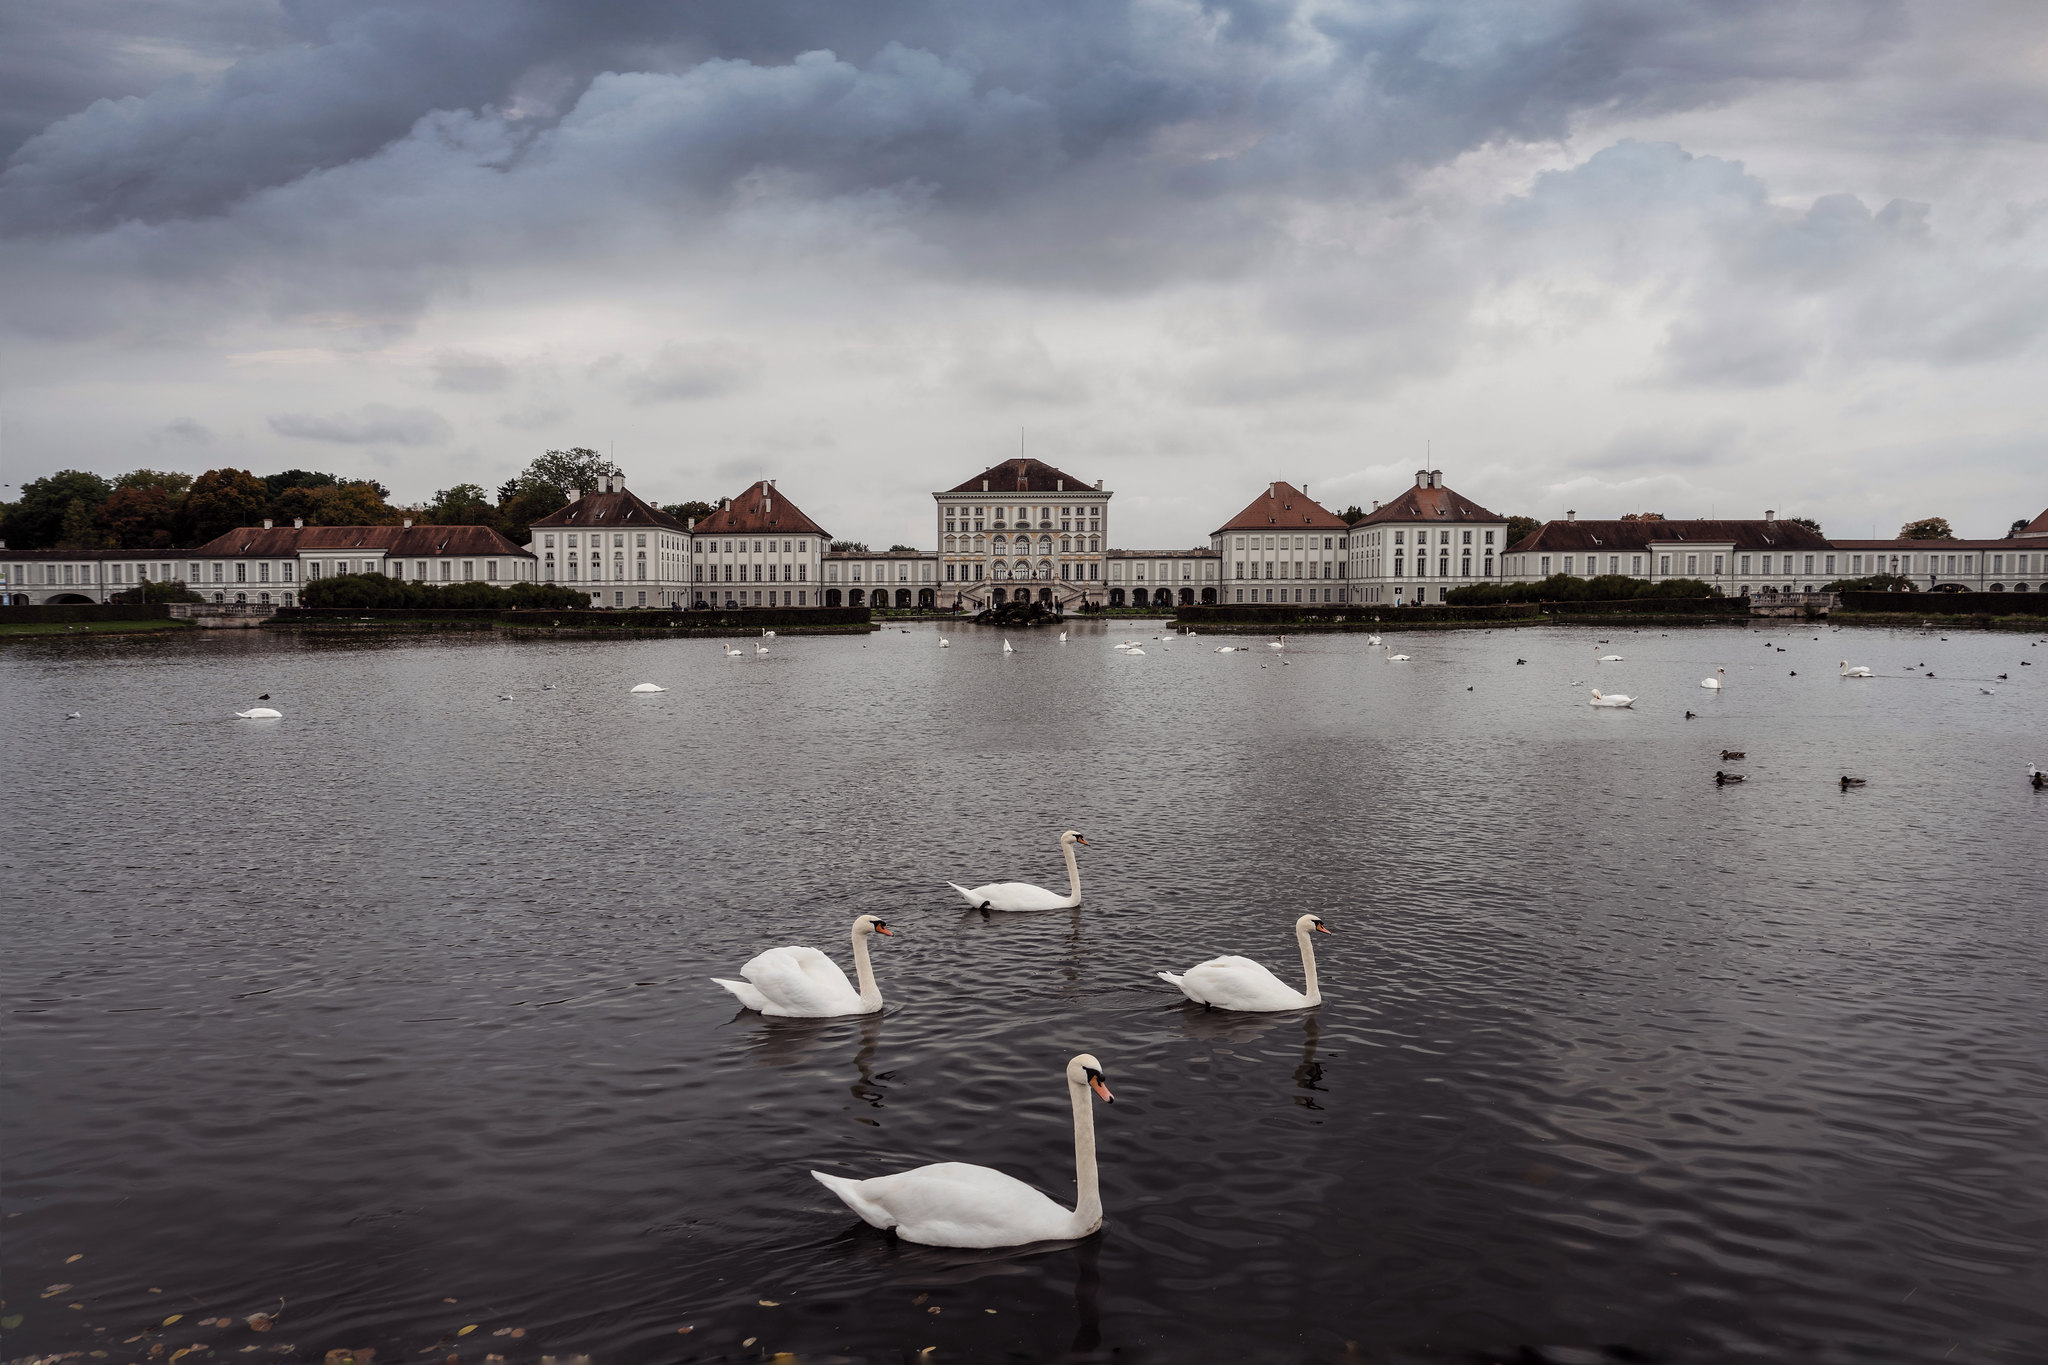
268 403 453 445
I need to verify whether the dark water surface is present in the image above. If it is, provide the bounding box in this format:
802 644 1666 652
5 621 2046 1364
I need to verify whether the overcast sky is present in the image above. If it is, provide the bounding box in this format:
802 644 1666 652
2 0 2043 547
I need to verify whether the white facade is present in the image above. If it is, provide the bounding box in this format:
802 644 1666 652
1345 471 1507 606
1106 551 1222 607
935 459 1110 610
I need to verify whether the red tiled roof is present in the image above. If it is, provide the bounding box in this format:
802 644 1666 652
1351 482 1501 527
690 481 831 538
2019 507 2048 537
1505 519 1831 556
190 524 531 557
1212 482 1348 535
528 486 685 531
947 458 1099 495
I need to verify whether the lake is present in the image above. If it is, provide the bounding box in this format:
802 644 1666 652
4 619 2046 1363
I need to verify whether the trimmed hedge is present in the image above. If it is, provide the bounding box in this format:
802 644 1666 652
1839 590 2043 615
1446 573 1717 605
273 606 872 630
298 573 589 609
0 603 170 624
1178 596 1746 626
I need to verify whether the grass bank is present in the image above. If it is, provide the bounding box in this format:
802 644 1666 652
0 619 194 638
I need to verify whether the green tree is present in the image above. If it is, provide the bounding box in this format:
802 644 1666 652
1504 514 1541 547
263 469 340 498
181 468 273 544
96 483 181 547
1898 516 1954 540
117 469 194 498
661 499 716 524
57 497 108 549
830 540 870 552
522 447 619 500
1786 515 1822 534
2 469 114 549
1619 511 1665 522
1339 505 1367 525
2011 518 2031 538
423 483 495 525
272 480 403 526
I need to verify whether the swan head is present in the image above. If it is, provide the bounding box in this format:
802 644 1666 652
1067 1053 1113 1103
854 914 893 938
1295 913 1331 935
1060 830 1090 847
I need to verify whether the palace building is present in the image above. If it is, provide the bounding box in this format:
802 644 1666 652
934 458 1110 612
1346 471 1508 605
1213 481 1354 605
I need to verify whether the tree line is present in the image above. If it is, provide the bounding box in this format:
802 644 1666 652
1 448 715 552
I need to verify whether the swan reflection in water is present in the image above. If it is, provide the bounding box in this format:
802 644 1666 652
1177 1009 1327 1110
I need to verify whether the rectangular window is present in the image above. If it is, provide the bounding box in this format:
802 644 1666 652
258 562 270 582
235 563 247 582
488 560 500 580
441 562 452 581
282 563 294 582
1825 555 1836 573
1539 556 1550 574
1562 556 1573 575
1659 554 1671 573
1804 554 1815 573
462 560 474 580
1739 554 1751 573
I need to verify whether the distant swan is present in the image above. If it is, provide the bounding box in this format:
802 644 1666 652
811 1053 1113 1247
1003 639 1014 653
755 644 769 654
235 707 282 719
1127 646 1145 655
1158 914 1329 1012
1701 669 1725 689
1366 635 1381 646
1269 638 1286 650
1840 660 1872 677
1384 645 1410 662
631 683 666 693
949 831 1088 911
724 645 744 657
1059 632 1068 642
939 637 949 647
1589 689 1634 707
1597 649 1625 661
711 914 892 1018
1214 646 1236 653
762 630 775 638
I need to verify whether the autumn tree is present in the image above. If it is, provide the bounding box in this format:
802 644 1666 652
180 468 272 543
96 483 182 547
2 469 113 549
1619 511 1666 522
290 480 403 526
1898 516 1955 540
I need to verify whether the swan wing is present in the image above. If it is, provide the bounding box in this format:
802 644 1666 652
965 881 1075 912
1177 955 1309 1013
733 946 865 1017
812 1162 1082 1248
711 977 771 1012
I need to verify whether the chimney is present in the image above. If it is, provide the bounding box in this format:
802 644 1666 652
1431 470 1442 488
403 518 413 528
1372 500 1380 511
1566 509 1575 523
293 518 304 528
1764 509 1776 524
687 518 696 530
1094 479 1103 491
262 518 273 529
568 489 582 503
1416 470 1428 488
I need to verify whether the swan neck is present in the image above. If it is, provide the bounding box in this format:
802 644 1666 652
1069 1075 1102 1232
850 925 880 1007
1062 839 1082 903
1297 922 1320 1006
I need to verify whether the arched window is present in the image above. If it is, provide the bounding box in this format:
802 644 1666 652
1039 536 1052 553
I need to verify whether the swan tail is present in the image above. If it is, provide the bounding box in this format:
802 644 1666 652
946 882 984 907
1156 971 1184 987
711 977 770 1012
811 1170 896 1230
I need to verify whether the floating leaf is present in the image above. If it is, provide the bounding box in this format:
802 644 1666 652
442 1299 457 1305
3 1314 24 1329
928 1306 942 1314
456 1326 477 1338
509 1329 525 1340
246 1313 274 1333
757 1299 779 1307
742 1338 756 1348
491 1330 511 1338
675 1327 693 1334
913 1294 928 1306
43 1283 72 1296
172 1350 192 1363
67 1254 85 1263
165 1315 185 1326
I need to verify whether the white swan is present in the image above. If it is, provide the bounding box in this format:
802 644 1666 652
1384 645 1410 662
762 630 775 639
1597 648 1625 661
1158 914 1329 1012
1268 638 1286 650
1366 635 1381 646
724 645 744 657
1059 632 1068 642
1701 668 1725 689
1589 689 1635 708
235 707 282 719
1840 660 1873 678
1003 639 1014 654
711 914 892 1018
631 683 666 693
755 644 769 654
811 1053 1113 1247
949 830 1088 911
939 637 949 647
1127 646 1145 655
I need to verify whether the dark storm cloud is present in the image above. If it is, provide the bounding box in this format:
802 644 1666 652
2 0 1908 238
